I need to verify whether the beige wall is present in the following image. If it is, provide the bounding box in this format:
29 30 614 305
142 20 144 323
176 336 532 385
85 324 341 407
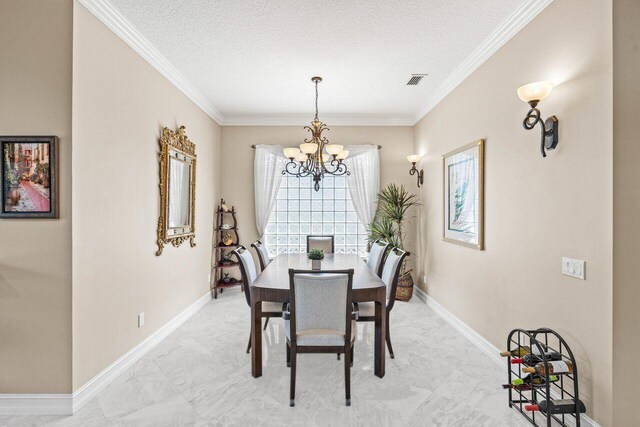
413 1 612 425
71 3 220 390
0 0 73 393
612 0 640 425
220 126 416 258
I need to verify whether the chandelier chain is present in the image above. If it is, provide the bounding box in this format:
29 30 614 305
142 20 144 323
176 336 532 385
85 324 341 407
314 79 319 121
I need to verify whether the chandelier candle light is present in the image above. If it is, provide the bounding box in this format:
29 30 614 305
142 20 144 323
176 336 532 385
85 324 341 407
282 77 350 191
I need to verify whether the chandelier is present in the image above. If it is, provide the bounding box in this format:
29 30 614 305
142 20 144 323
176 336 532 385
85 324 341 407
282 76 349 191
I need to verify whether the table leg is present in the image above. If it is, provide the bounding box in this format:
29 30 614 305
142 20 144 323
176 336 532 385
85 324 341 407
251 299 262 378
374 294 386 378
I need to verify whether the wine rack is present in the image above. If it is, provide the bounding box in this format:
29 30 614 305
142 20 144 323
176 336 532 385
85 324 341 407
506 328 584 426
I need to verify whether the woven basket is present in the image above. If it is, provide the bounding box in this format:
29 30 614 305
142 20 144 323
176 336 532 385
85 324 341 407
395 273 414 302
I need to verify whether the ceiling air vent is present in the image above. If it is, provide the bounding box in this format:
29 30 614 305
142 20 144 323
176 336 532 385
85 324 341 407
406 74 428 86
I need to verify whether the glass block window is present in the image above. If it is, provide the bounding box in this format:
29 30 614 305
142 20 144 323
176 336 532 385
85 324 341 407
264 175 368 258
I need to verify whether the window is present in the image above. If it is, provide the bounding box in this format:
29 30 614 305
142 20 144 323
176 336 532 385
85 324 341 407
264 175 368 258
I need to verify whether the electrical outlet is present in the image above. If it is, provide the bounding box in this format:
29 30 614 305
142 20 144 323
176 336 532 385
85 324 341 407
562 257 586 280
138 312 145 327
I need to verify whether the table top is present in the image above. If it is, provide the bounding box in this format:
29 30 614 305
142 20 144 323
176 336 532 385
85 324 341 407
252 253 385 291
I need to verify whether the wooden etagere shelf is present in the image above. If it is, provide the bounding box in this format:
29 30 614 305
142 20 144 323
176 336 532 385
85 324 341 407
210 199 242 299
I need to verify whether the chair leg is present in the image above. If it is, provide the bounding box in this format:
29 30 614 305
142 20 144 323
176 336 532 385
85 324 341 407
337 353 340 360
344 345 351 406
263 317 270 331
350 344 354 367
246 334 251 354
286 342 291 367
385 315 394 359
289 349 297 407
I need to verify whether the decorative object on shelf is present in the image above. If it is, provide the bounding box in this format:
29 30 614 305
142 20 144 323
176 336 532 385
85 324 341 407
505 327 584 426
517 81 559 157
1 135 59 219
281 76 350 191
406 154 424 188
156 126 196 256
442 139 484 250
367 183 419 301
307 248 324 270
221 232 234 246
211 199 241 298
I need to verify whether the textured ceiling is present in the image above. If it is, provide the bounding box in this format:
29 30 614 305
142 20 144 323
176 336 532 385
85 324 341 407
107 0 529 124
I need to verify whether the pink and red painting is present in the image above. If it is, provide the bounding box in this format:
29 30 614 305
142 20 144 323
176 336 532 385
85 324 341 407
1 136 58 218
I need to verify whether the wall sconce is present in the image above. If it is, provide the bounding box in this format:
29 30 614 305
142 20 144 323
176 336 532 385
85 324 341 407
517 81 559 157
407 155 424 187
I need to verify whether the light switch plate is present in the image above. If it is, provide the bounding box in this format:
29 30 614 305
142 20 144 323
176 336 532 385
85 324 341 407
562 257 585 280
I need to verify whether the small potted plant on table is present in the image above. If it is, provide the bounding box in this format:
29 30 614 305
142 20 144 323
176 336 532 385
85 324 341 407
308 248 324 270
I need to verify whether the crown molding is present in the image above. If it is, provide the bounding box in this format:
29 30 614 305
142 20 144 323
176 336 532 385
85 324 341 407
410 0 554 124
78 0 224 124
81 0 551 127
222 114 415 126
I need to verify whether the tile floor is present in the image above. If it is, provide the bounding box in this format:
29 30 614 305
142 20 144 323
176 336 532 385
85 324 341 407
0 290 529 427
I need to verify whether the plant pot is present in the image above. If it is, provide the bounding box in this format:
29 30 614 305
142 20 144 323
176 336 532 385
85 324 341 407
311 259 322 270
395 272 414 302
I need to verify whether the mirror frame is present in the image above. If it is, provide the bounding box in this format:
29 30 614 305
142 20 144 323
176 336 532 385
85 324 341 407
156 126 197 256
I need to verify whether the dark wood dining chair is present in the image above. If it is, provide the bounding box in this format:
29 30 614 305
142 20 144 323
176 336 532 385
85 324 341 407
306 235 335 253
354 247 409 359
284 269 355 407
232 245 285 352
366 240 390 277
250 239 271 272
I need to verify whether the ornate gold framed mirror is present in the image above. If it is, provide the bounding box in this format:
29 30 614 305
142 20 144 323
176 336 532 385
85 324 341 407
156 126 196 256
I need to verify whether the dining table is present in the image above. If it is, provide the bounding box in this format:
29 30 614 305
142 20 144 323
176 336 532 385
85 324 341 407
250 253 387 378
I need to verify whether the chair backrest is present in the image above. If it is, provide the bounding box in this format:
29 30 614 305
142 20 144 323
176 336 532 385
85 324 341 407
367 240 390 277
380 248 410 310
232 245 257 306
251 240 271 271
288 269 354 347
306 235 334 254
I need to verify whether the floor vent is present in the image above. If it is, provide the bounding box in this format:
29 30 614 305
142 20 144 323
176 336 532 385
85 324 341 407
406 74 427 85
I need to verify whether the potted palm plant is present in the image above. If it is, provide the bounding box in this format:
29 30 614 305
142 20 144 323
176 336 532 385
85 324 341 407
368 183 419 301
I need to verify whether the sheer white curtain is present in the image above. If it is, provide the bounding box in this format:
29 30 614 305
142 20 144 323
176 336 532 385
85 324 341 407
254 145 286 238
344 144 380 230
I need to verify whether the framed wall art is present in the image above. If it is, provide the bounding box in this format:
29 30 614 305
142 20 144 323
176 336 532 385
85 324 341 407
442 139 484 250
1 136 59 219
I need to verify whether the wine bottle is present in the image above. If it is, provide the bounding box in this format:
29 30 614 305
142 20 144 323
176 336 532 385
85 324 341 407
511 352 562 366
522 360 574 375
502 374 558 389
525 399 586 414
499 344 547 358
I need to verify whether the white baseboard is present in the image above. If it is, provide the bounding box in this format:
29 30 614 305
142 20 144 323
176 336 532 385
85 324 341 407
0 292 211 416
0 394 72 416
413 287 601 427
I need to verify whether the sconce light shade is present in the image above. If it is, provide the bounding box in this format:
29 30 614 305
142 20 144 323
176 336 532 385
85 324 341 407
407 154 423 164
283 147 301 159
517 81 553 105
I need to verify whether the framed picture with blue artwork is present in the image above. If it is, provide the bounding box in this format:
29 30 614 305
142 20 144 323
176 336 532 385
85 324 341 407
442 139 484 250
